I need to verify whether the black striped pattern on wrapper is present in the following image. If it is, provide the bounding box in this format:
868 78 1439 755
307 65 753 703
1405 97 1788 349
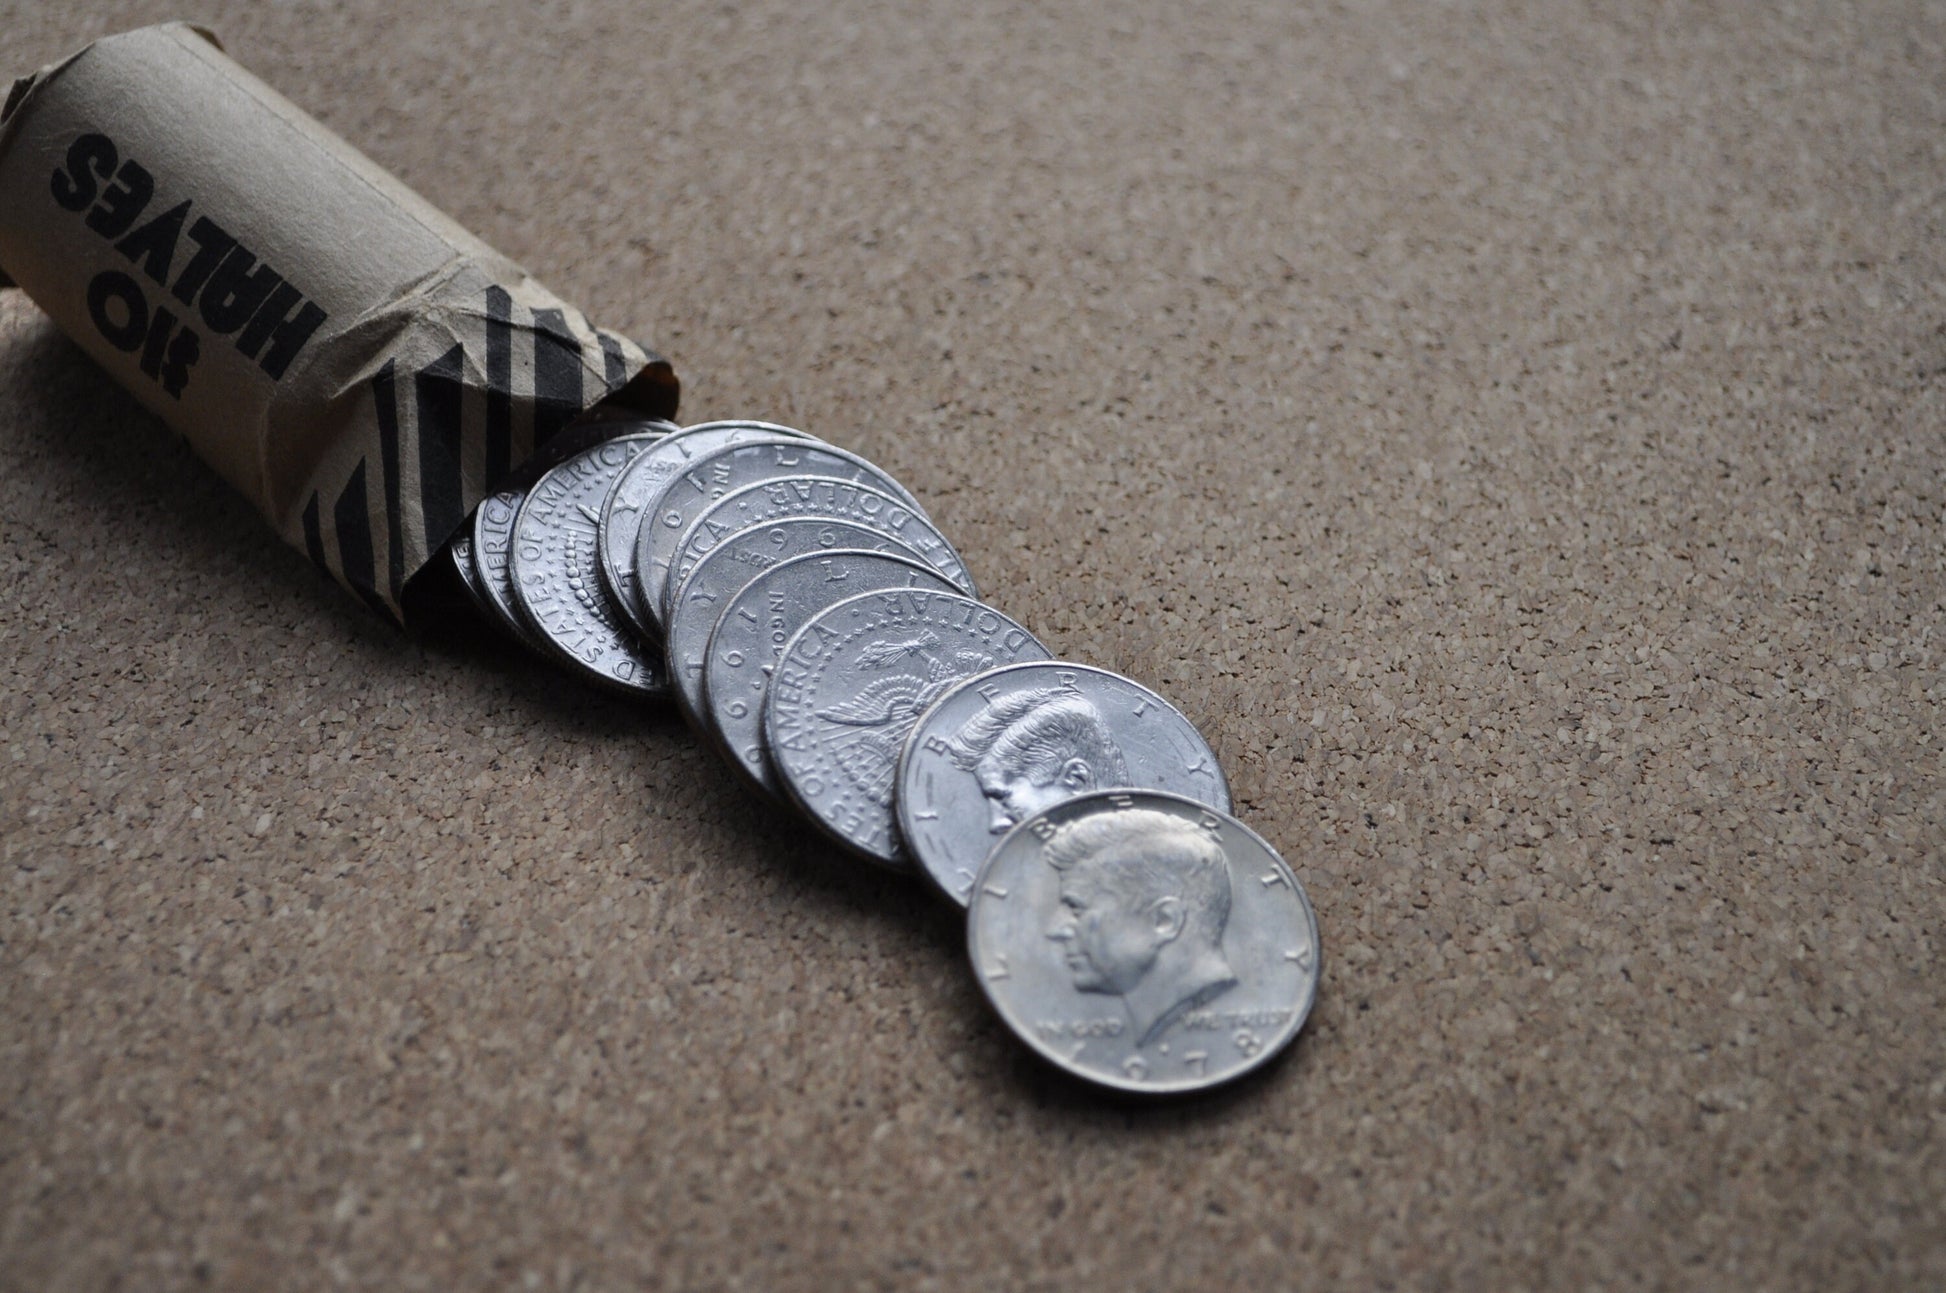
0 23 677 625
294 280 664 622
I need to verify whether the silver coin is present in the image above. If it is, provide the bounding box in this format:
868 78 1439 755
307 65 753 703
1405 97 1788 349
967 789 1320 1095
577 419 670 622
664 476 974 622
698 551 960 796
667 517 953 730
596 420 815 637
897 663 1232 906
764 591 1052 869
448 528 500 627
509 436 669 696
634 439 929 637
471 486 548 654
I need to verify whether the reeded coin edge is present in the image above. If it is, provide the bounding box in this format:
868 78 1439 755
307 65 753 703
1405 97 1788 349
665 475 977 617
471 490 552 656
637 439 934 636
449 531 499 624
630 432 822 637
665 518 941 733
595 421 817 636
657 458 938 624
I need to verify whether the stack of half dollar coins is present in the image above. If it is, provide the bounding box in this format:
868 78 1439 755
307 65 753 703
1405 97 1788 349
449 418 1322 1095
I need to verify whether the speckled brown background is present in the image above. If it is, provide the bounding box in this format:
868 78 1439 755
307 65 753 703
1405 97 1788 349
2 2 1941 1289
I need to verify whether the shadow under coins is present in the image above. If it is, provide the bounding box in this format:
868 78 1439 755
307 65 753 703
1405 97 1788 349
0 305 966 896
5 304 1303 1116
0 300 691 743
2 306 404 651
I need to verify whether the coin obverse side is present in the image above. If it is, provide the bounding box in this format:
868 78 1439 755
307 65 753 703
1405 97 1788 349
765 590 1052 869
634 439 930 637
897 662 1233 906
699 551 961 796
510 437 669 696
667 517 947 729
472 486 548 654
967 790 1320 1096
597 420 815 637
665 475 975 620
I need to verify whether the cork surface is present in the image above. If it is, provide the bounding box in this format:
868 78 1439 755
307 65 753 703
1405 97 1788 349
2 2 1942 1288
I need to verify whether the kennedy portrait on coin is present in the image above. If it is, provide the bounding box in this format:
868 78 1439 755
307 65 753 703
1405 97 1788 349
1041 808 1238 1048
945 686 1132 833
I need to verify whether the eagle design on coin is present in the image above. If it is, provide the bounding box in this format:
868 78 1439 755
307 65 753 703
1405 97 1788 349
814 631 997 806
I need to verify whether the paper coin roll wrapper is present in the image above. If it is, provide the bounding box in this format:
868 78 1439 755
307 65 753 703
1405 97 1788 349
0 23 679 622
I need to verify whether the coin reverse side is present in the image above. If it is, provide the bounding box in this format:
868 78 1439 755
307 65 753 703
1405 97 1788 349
633 439 928 636
510 437 669 696
967 790 1320 1095
597 420 814 636
697 550 960 796
472 486 547 653
765 591 1051 869
666 517 942 729
665 476 973 621
898 662 1232 906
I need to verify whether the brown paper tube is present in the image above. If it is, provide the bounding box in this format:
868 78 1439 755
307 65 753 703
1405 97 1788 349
0 23 678 621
